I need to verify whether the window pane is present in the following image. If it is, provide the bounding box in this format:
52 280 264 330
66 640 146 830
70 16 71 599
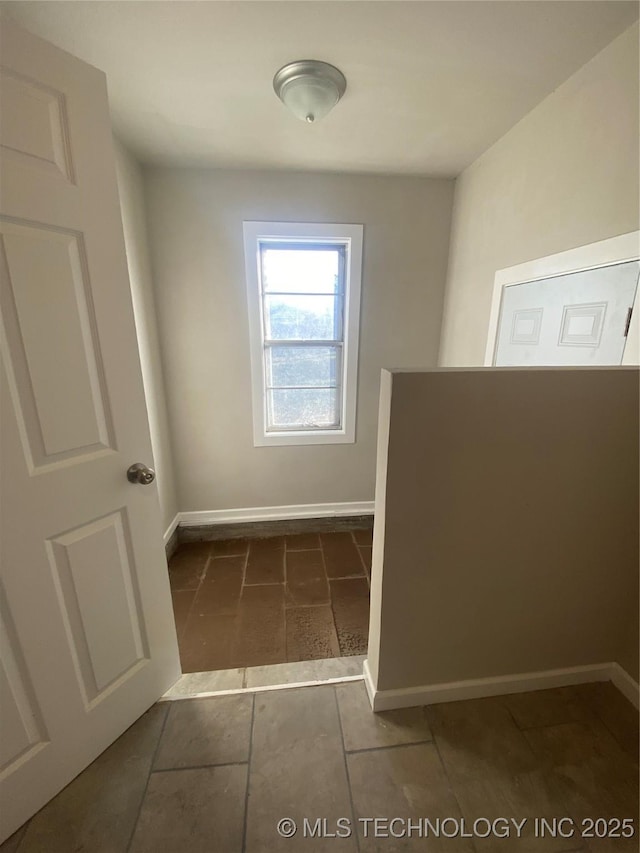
266 346 340 388
268 388 340 430
261 247 341 294
264 294 340 340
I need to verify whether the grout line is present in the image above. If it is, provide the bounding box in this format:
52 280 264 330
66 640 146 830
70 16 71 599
200 549 213 584
505 703 596 733
285 533 322 552
209 553 249 563
232 539 251 676
425 711 481 853
501 702 543 765
159 674 365 701
283 554 290 661
345 738 434 755
329 572 369 580
576 683 639 757
12 821 30 853
281 546 287 665
152 760 249 774
510 718 582 732
172 548 224 670
217 545 248 676
176 584 201 646
529 757 592 853
318 539 342 653
496 692 537 732
241 694 256 853
356 546 372 589
333 686 361 853
502 699 525 731
125 705 171 853
592 712 635 756
241 541 249 589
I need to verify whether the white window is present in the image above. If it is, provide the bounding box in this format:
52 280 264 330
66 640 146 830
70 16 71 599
243 221 363 446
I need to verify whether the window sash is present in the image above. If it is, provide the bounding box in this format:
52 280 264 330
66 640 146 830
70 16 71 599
262 292 344 341
259 243 346 295
244 221 362 447
266 387 341 433
264 345 343 389
263 345 344 432
259 243 347 432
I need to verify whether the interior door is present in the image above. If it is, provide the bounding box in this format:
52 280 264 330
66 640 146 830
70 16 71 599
0 21 180 841
494 260 639 366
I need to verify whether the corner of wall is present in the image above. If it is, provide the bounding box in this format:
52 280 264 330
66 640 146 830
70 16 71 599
113 136 179 532
365 369 395 693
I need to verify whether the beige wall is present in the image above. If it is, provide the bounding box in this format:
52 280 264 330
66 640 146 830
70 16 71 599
114 139 178 533
439 23 640 367
144 168 454 511
368 368 639 692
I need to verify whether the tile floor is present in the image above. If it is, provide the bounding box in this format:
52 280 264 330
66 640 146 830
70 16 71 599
4 680 638 852
169 530 372 672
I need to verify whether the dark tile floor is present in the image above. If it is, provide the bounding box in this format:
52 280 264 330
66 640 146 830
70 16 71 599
168 530 372 673
5 680 638 852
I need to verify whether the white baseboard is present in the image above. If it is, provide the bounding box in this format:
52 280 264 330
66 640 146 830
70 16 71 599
163 514 180 547
362 661 638 712
178 501 374 528
363 659 376 707
610 662 640 710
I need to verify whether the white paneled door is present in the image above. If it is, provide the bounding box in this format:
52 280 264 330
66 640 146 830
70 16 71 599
494 261 639 366
0 22 180 841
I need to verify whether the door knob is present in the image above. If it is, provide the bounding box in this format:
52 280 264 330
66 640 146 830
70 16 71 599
126 463 155 485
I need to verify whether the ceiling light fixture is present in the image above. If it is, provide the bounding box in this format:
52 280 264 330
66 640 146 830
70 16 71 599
273 59 347 124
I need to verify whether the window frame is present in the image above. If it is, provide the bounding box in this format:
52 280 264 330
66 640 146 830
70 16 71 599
243 221 363 446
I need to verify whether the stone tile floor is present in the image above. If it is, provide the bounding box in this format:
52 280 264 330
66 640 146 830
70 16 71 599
4 680 638 852
169 530 372 672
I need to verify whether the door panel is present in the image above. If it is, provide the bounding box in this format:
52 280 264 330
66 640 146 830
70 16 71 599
0 68 74 182
495 260 639 366
0 593 48 774
0 21 180 841
48 510 148 702
1 220 114 463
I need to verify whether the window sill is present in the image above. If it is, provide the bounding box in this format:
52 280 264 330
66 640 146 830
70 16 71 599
254 428 355 447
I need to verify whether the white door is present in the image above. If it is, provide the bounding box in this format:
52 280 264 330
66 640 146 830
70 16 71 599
0 21 180 841
494 261 639 366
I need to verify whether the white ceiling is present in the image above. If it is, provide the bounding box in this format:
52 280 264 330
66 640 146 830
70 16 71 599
2 1 637 176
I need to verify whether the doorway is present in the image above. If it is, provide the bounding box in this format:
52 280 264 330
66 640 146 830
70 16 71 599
167 523 372 678
485 232 640 366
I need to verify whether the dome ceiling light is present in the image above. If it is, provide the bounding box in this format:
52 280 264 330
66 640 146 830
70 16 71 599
273 59 347 124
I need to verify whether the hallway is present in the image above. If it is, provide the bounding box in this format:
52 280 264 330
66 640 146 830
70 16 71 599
4 679 638 851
